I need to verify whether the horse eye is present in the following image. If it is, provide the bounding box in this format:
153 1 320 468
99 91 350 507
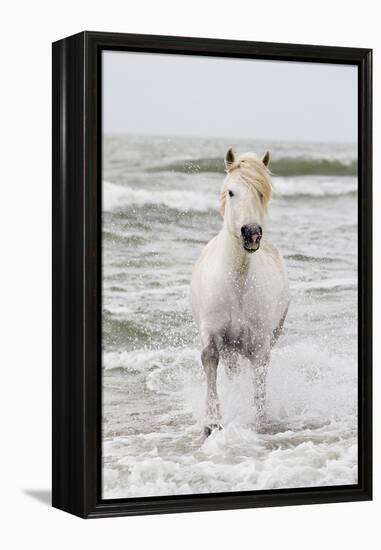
228 190 234 197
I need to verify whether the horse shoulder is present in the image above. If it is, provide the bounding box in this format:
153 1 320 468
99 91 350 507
257 239 290 324
192 236 218 272
191 235 231 329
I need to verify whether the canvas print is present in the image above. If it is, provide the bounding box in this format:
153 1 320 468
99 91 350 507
102 51 358 499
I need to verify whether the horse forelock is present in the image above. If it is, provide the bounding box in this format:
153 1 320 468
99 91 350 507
220 152 272 217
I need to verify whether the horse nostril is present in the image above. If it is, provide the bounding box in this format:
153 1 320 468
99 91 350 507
253 233 262 243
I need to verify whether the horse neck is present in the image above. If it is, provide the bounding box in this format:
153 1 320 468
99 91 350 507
219 226 253 276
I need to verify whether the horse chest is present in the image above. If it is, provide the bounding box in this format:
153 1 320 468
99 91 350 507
227 276 266 333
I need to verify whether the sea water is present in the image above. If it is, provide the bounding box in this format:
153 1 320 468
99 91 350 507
102 135 358 498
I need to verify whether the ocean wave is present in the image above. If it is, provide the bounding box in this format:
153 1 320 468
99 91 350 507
103 314 153 348
285 254 344 264
148 157 357 177
294 277 357 293
273 177 357 198
103 181 217 212
103 347 199 374
103 230 146 245
103 179 356 213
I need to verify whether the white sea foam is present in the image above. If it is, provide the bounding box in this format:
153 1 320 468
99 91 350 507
103 340 357 498
273 176 357 198
103 177 357 213
103 422 357 498
103 181 217 212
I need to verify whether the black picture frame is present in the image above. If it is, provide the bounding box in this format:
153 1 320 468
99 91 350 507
52 31 372 519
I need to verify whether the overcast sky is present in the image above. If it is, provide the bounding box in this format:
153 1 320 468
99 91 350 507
103 51 357 143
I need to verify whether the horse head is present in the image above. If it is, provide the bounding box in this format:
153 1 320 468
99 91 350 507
220 148 272 253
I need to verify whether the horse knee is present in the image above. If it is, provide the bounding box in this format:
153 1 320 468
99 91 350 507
201 342 219 367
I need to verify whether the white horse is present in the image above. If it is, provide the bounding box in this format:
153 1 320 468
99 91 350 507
191 148 289 436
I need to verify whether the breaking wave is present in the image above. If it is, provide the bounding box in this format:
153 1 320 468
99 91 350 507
103 179 356 213
103 181 218 212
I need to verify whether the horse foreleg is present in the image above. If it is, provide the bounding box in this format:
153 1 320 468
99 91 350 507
201 338 222 436
250 346 270 432
225 351 239 380
253 364 268 430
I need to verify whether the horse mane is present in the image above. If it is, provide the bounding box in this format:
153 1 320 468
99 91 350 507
220 152 272 217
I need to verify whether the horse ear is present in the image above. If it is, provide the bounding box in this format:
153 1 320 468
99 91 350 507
224 148 235 171
262 151 270 167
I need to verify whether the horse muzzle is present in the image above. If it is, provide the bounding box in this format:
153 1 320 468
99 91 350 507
241 223 262 253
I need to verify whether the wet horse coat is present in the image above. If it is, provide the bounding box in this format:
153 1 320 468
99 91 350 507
191 148 289 435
